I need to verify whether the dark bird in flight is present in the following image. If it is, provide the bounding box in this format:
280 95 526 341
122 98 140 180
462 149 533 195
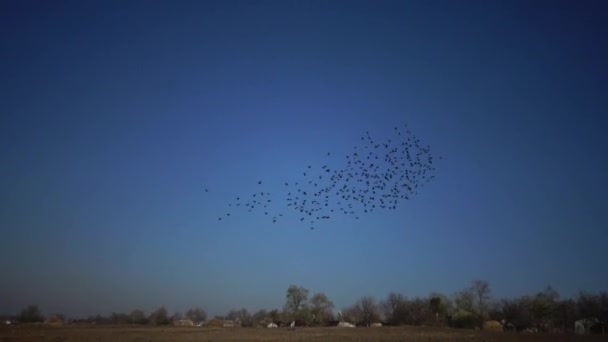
215 123 439 231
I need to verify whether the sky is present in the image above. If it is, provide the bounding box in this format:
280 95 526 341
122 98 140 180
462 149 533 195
1 0 607 318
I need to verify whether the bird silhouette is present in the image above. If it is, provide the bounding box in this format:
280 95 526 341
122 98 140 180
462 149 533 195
214 123 439 230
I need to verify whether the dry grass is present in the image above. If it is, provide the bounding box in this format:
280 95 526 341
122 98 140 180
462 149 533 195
482 321 502 332
0 325 605 342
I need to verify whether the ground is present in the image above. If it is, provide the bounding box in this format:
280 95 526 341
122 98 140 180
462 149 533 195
1 325 606 342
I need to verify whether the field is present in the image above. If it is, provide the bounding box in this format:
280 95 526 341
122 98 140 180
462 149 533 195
1 325 606 342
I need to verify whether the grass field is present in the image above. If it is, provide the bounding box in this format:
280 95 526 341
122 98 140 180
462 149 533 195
1 325 607 342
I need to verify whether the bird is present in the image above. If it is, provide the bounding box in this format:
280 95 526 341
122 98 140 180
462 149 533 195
214 123 439 230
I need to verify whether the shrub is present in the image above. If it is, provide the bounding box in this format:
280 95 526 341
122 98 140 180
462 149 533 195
451 310 480 329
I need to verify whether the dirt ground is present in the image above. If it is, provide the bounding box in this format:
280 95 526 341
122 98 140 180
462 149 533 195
1 325 606 342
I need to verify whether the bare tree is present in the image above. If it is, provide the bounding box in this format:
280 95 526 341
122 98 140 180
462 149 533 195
454 289 475 313
501 297 533 331
452 289 479 328
148 307 169 325
553 299 577 333
406 298 432 325
185 308 207 323
252 309 268 325
129 309 146 325
470 280 491 319
18 305 44 323
170 312 183 323
599 291 608 334
349 296 380 326
110 312 130 324
341 305 359 323
285 285 309 314
226 308 253 326
381 292 406 324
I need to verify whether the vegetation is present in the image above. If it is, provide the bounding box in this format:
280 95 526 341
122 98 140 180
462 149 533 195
17 305 44 323
6 280 608 336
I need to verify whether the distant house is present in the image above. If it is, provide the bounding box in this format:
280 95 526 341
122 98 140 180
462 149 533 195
204 318 241 328
337 321 356 328
173 319 194 327
222 319 241 328
204 318 224 328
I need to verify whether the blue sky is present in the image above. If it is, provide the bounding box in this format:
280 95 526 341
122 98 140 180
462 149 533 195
1 0 607 318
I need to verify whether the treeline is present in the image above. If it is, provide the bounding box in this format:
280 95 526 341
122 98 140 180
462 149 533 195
7 280 608 334
371 282 607 334
11 306 207 326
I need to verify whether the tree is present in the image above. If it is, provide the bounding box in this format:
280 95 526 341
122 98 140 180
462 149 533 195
454 289 475 313
429 297 442 318
530 286 559 331
381 293 407 325
578 291 600 318
502 297 533 331
148 306 169 325
110 312 130 324
406 298 432 325
452 289 481 329
170 312 183 323
577 291 608 334
293 306 314 325
428 294 450 325
129 309 146 325
553 299 577 333
268 309 280 323
340 305 359 323
252 309 268 325
599 292 608 334
18 305 44 323
310 292 334 325
226 308 253 326
470 280 491 321
488 301 505 322
185 308 207 323
347 296 380 326
285 285 309 314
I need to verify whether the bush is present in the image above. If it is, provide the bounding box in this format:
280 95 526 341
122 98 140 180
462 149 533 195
18 305 44 323
451 310 481 329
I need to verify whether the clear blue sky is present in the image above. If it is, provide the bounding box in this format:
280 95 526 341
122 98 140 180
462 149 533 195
1 0 607 318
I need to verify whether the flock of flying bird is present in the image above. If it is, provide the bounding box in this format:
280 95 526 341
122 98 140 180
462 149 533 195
206 124 440 230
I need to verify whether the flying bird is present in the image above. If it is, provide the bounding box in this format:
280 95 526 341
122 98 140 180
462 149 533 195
214 123 439 230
